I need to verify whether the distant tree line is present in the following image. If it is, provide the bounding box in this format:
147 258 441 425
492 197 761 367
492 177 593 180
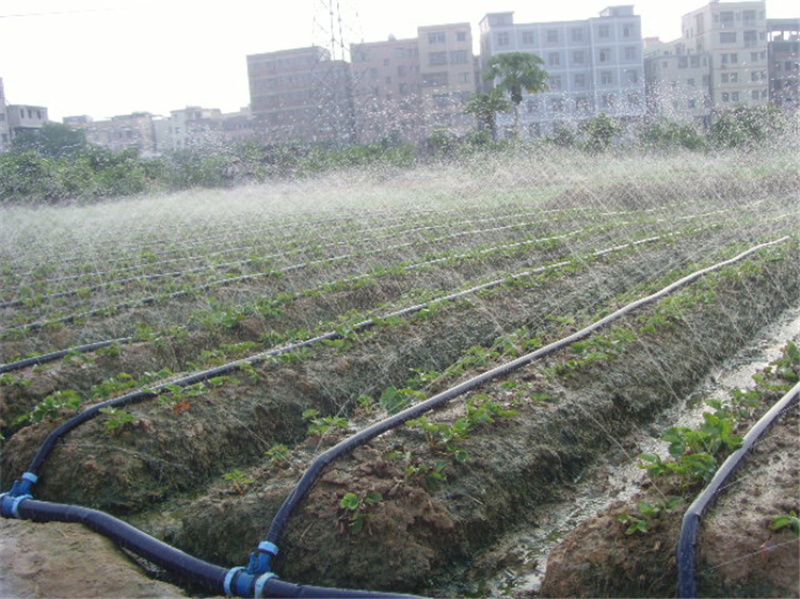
0 104 793 205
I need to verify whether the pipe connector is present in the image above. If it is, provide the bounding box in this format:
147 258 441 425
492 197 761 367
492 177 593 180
0 472 38 519
224 542 280 597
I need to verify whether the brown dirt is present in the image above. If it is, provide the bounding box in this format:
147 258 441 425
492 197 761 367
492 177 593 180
0 518 188 598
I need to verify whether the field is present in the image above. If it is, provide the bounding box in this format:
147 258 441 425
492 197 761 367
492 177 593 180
1 145 798 597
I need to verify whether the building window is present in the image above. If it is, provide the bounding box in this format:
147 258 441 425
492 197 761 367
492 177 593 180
549 97 564 112
548 52 561 67
450 50 468 64
688 99 696 109
622 23 635 38
599 48 611 63
624 47 637 61
690 56 700 68
497 32 510 47
627 92 641 106
751 90 759 100
598 24 610 38
571 28 584 42
429 52 447 66
574 73 587 88
546 29 559 44
601 93 615 108
625 69 639 83
750 52 760 62
687 77 696 87
457 31 467 42
744 30 757 47
720 32 736 44
731 92 739 102
458 72 470 83
601 71 613 85
522 30 535 45
549 75 562 90
397 65 406 76
573 50 585 65
722 92 730 102
678 57 688 69
428 32 445 44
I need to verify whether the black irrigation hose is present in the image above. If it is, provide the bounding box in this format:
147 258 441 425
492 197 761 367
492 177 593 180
11 499 419 598
264 236 791 546
677 379 800 599
0 337 133 375
15 498 228 590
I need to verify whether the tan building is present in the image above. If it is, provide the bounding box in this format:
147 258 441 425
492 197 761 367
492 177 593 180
350 37 423 143
247 46 355 144
768 18 800 108
418 23 477 136
680 1 769 107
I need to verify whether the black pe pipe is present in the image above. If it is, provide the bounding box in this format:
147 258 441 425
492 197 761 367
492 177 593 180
677 379 800 598
266 237 792 546
5 498 418 598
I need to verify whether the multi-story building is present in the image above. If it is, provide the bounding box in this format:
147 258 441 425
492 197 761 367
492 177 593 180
479 6 645 138
350 37 423 143
680 1 769 108
0 78 9 152
247 46 355 144
6 103 49 142
768 18 800 108
644 39 712 125
67 112 158 154
418 23 478 136
164 106 224 150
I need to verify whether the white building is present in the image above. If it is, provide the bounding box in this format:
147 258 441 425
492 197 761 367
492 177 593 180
479 6 646 138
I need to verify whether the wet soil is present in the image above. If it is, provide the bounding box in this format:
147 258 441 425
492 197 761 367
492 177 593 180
1 165 798 598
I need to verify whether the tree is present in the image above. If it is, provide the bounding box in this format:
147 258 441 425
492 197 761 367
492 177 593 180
579 113 623 152
465 89 510 142
11 122 87 158
483 52 549 139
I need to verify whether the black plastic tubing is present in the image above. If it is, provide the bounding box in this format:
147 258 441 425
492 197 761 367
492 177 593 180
266 237 791 545
677 379 800 598
11 498 419 598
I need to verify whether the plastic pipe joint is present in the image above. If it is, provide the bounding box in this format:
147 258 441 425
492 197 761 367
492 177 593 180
224 541 279 597
0 472 38 519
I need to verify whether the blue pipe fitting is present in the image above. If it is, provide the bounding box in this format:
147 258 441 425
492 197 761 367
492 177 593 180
224 542 280 597
0 472 38 519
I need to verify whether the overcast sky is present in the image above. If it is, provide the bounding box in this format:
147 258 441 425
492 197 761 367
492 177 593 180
1 0 797 121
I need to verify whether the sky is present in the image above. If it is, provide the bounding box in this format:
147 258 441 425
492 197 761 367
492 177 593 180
1 0 797 122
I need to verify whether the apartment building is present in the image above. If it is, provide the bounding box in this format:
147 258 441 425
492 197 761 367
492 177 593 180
680 1 769 107
0 78 9 152
644 39 712 124
768 18 800 108
479 6 645 139
165 106 224 150
350 37 423 143
418 23 478 136
247 46 355 144
67 112 158 154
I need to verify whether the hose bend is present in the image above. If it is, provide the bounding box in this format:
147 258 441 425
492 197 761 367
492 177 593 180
677 380 800 598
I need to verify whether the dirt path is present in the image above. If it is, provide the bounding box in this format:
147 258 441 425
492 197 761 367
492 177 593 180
0 518 187 598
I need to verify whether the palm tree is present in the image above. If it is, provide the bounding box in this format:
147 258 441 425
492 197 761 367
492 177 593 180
465 89 510 142
484 52 548 139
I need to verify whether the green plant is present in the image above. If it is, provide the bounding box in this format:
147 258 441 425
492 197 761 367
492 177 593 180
339 491 382 534
13 389 83 426
222 469 256 494
303 409 349 438
98 407 138 433
265 444 292 468
769 511 799 537
618 497 682 535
